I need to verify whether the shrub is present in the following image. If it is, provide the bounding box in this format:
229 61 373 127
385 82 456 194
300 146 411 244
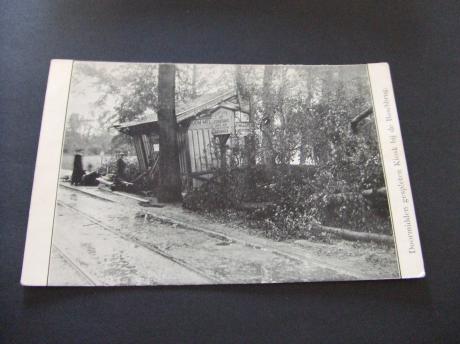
183 158 390 240
99 156 140 181
184 97 391 240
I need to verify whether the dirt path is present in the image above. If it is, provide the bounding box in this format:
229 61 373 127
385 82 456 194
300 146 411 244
48 185 399 285
49 203 210 286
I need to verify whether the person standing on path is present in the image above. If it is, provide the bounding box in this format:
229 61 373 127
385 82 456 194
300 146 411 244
116 152 127 180
71 149 85 186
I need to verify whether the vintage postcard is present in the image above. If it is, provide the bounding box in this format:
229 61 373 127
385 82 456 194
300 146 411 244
21 60 424 286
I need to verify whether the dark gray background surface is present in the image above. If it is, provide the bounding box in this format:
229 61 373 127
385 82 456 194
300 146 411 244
1 1 459 343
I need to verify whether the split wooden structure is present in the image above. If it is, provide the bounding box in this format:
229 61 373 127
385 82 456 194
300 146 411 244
114 89 251 188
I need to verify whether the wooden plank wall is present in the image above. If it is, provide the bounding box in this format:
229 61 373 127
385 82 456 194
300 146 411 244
131 116 242 186
133 135 148 171
177 130 189 175
141 134 152 165
134 131 190 176
187 128 219 173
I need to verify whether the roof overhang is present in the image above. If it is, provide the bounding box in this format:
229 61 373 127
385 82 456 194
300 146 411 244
113 119 159 136
113 89 249 136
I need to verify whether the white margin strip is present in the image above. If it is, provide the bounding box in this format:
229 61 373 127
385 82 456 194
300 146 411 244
21 59 73 286
368 63 425 279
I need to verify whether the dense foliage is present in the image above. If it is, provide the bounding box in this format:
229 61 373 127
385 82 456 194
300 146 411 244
184 65 391 240
184 156 390 241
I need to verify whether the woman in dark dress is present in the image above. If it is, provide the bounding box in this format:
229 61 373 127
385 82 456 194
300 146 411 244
116 153 127 180
71 152 84 186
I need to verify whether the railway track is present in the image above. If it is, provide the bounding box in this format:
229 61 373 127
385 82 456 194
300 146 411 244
57 200 219 284
51 244 99 286
54 185 365 283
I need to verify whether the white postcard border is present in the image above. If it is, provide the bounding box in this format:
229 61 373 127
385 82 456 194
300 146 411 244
368 63 425 279
20 60 73 286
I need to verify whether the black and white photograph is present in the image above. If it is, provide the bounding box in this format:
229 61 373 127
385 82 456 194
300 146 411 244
25 61 419 286
6 1 459 341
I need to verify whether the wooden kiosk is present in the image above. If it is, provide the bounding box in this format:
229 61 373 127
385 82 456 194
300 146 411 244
114 89 251 188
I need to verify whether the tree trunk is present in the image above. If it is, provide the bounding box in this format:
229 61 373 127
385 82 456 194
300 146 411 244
322 66 334 102
277 66 290 164
299 68 314 165
157 64 182 202
311 223 393 245
261 65 276 169
299 135 308 165
235 65 256 167
350 107 373 133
